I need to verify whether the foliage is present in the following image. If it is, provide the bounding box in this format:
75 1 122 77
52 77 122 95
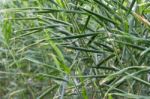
0 0 150 99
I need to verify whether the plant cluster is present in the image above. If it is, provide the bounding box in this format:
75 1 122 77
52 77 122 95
0 0 150 99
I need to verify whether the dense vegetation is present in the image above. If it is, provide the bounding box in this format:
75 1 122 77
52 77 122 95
0 0 150 99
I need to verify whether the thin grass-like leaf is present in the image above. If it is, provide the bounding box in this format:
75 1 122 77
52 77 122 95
96 54 115 67
37 85 58 99
14 24 67 33
62 45 106 53
127 0 136 15
100 66 150 85
81 7 117 25
110 93 150 99
37 73 68 82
